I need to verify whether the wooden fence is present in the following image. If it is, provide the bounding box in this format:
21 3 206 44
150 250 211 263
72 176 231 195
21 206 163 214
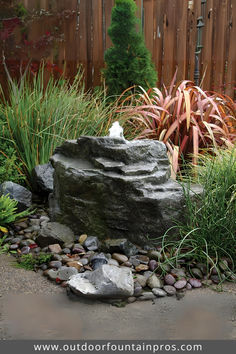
0 0 235 98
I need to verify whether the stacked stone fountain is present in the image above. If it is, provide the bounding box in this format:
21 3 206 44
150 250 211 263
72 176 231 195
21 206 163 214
49 122 201 246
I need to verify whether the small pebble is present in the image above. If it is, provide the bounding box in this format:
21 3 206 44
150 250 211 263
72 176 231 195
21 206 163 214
49 261 62 269
174 279 187 289
135 264 149 272
188 278 202 288
163 285 176 296
152 288 167 297
164 274 176 285
49 244 62 254
127 297 137 303
112 253 128 263
138 292 156 301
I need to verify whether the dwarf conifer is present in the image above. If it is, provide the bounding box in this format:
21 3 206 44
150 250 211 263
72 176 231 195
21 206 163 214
103 0 157 97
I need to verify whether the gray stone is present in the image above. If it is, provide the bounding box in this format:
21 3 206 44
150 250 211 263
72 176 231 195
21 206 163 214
108 259 119 267
47 269 58 280
49 137 202 246
133 282 143 296
32 163 54 193
174 279 187 289
138 292 156 301
163 285 176 296
21 246 30 255
90 253 108 270
152 288 167 297
112 253 128 264
49 261 62 269
57 266 78 281
84 236 99 251
35 222 75 247
0 181 32 212
104 238 139 257
127 297 137 303
146 274 162 289
68 264 134 298
191 268 203 279
164 274 176 285
149 260 158 271
48 244 62 254
171 268 186 278
147 250 162 261
135 274 147 288
188 278 202 288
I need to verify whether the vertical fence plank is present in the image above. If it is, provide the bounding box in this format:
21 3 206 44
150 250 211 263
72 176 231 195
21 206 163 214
143 0 154 55
152 0 165 87
201 0 214 90
225 0 236 98
175 1 188 82
91 0 104 87
162 0 177 86
211 0 228 92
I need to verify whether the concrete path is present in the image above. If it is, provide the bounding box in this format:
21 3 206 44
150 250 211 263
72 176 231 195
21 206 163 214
0 254 235 340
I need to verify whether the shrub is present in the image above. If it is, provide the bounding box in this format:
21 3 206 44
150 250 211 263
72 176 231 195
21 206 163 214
157 148 236 277
0 66 126 186
119 74 236 177
103 0 157 98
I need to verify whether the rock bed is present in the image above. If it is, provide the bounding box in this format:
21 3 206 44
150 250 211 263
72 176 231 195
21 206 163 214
1 211 235 304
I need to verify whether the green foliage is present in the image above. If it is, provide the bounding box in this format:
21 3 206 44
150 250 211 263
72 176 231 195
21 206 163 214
0 194 30 225
103 0 157 98
0 235 9 255
0 115 25 185
16 252 52 271
0 67 126 186
157 148 236 276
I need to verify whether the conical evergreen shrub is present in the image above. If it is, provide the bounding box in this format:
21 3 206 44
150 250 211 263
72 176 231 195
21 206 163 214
103 0 157 98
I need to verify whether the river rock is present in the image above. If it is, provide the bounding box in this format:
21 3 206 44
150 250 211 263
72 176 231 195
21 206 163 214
90 253 108 270
67 261 83 270
21 246 30 255
79 234 87 244
104 238 139 257
49 261 62 269
191 268 203 279
49 137 202 245
32 163 54 193
188 278 202 288
149 260 158 271
174 279 187 289
84 236 99 251
112 253 128 264
147 274 162 289
152 288 167 297
0 181 32 212
48 244 62 254
164 274 176 285
138 292 156 301
47 269 58 280
135 264 149 272
36 222 75 247
68 264 134 298
108 259 119 267
163 285 176 296
133 282 143 296
57 266 78 281
135 274 147 288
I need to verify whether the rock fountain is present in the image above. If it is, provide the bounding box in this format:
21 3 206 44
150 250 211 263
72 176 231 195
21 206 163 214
49 122 201 245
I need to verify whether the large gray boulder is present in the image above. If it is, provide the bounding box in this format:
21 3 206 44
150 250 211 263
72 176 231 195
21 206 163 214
32 163 54 193
0 181 32 212
49 137 202 246
68 264 134 298
35 222 75 247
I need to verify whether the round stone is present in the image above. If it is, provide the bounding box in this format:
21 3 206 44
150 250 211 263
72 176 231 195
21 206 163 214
10 244 19 250
121 261 132 267
135 264 149 272
62 248 71 255
67 261 83 270
149 259 158 271
147 250 162 261
57 266 78 281
210 275 221 284
112 253 128 263
164 273 176 285
108 259 119 267
163 285 176 296
191 268 203 279
152 288 167 297
138 292 156 301
47 269 59 280
80 258 89 266
21 246 30 255
218 259 228 272
147 274 162 289
52 254 63 261
188 278 202 288
135 255 149 265
10 237 22 244
174 279 187 289
186 283 192 290
49 261 62 269
40 264 48 271
202 279 213 286
171 268 186 278
135 274 147 288
72 244 85 254
127 297 137 303
134 282 143 296
79 234 87 244
84 236 99 251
